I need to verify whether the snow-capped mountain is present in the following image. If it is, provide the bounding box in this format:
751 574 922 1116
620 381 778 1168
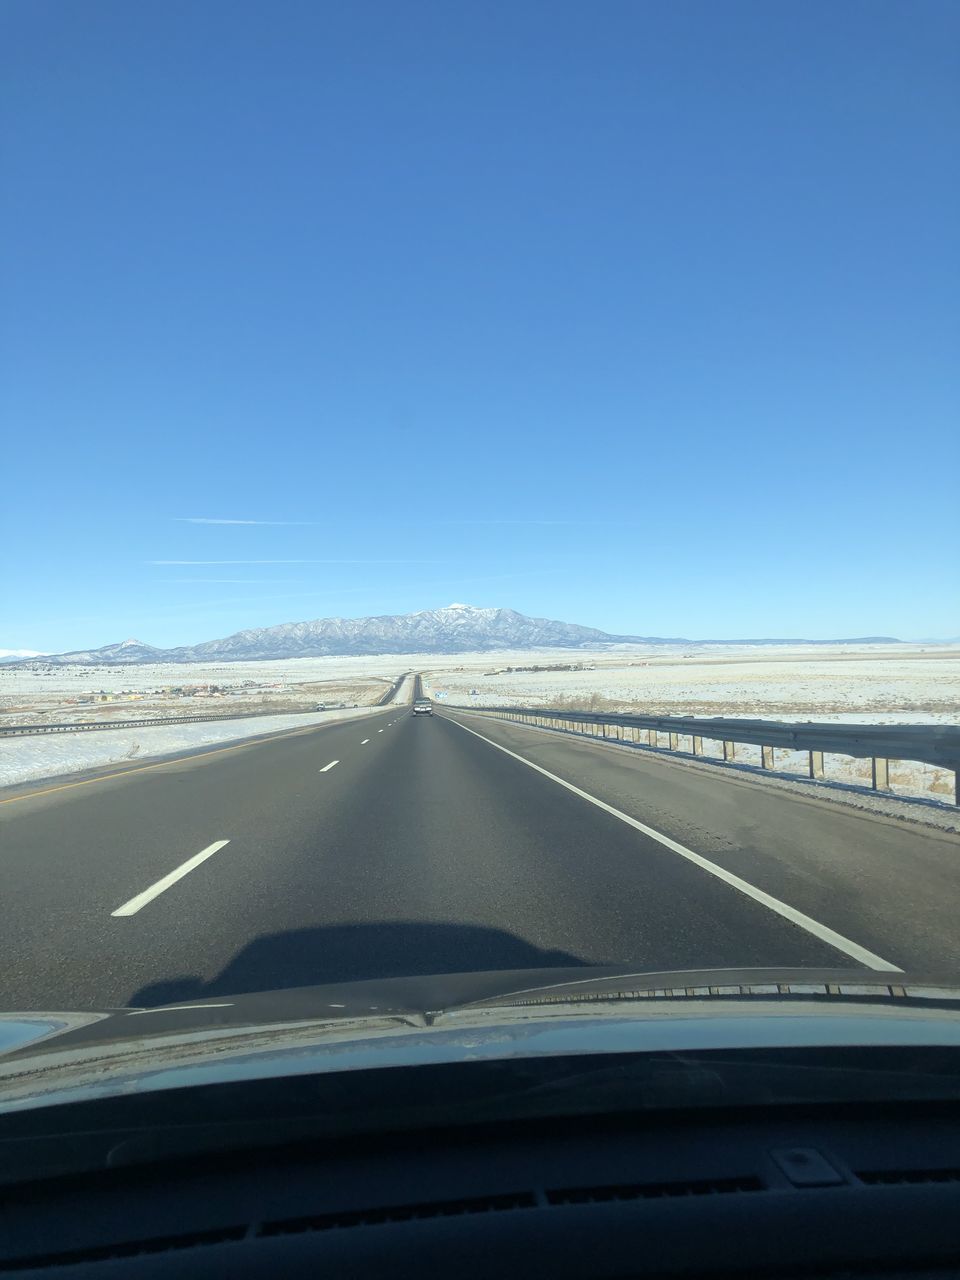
9 607 901 667
14 638 167 666
0 648 46 663
17 605 660 665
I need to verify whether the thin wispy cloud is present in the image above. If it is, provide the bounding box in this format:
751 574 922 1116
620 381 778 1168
175 517 322 525
438 519 636 526
148 559 444 565
159 578 306 584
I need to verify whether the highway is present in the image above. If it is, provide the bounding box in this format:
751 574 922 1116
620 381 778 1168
1 679 959 1011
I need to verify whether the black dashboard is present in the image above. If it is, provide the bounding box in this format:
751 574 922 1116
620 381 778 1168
2 1096 959 1277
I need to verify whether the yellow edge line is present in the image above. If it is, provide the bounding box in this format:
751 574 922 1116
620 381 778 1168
0 718 367 808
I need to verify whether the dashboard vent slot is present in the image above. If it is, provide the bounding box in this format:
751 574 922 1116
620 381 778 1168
259 1191 536 1237
858 1167 960 1186
547 1175 763 1205
1 1226 247 1272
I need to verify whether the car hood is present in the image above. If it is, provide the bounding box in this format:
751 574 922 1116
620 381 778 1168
2 965 960 1114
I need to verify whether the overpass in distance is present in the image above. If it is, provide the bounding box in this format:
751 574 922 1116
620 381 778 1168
1 673 958 1010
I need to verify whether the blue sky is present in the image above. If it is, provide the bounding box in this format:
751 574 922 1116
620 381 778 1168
2 0 957 651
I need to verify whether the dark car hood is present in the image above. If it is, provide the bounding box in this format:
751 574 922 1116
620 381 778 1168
2 966 960 1115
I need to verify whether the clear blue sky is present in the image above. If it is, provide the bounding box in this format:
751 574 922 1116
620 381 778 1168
2 0 957 651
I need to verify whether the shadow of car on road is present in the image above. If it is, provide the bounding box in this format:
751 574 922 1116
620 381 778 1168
127 919 594 1007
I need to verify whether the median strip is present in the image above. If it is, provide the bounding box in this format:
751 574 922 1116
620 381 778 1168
445 716 902 973
111 840 231 917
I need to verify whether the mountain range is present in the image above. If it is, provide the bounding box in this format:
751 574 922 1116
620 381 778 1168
5 605 900 666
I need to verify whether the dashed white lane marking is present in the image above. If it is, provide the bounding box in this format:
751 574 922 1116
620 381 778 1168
378 729 384 733
320 760 339 772
112 840 231 917
361 739 370 744
445 717 901 973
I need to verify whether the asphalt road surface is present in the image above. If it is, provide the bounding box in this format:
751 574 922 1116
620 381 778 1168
1 693 959 1010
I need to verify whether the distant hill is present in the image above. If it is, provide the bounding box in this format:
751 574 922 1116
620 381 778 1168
0 649 46 663
8 605 901 666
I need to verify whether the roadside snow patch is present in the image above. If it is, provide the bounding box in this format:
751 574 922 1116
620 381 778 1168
0 706 383 790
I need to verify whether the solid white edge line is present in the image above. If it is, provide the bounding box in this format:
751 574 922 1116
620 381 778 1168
125 1003 235 1015
320 760 339 772
111 840 231 918
445 716 902 973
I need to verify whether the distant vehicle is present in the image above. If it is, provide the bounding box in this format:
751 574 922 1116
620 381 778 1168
315 702 326 711
413 699 433 715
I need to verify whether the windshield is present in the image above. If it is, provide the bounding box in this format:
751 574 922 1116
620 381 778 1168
1 1 958 1052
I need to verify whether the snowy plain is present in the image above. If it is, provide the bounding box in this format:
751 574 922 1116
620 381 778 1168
0 705 388 790
2 645 956 802
0 653 416 698
420 644 959 806
420 645 959 722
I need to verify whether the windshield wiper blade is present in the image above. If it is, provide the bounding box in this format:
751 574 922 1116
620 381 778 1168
467 976 960 1011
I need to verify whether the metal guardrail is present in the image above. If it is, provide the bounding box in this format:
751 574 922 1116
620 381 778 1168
0 700 393 738
0 708 318 737
447 705 960 805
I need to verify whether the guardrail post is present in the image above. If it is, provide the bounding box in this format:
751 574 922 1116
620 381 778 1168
723 741 736 761
761 745 775 770
648 729 658 748
809 750 825 780
668 732 679 751
691 735 703 756
872 757 890 792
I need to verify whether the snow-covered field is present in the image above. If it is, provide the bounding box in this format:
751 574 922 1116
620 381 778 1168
0 655 414 728
420 644 959 807
421 644 960 723
0 654 417 695
3 645 957 803
0 705 387 790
